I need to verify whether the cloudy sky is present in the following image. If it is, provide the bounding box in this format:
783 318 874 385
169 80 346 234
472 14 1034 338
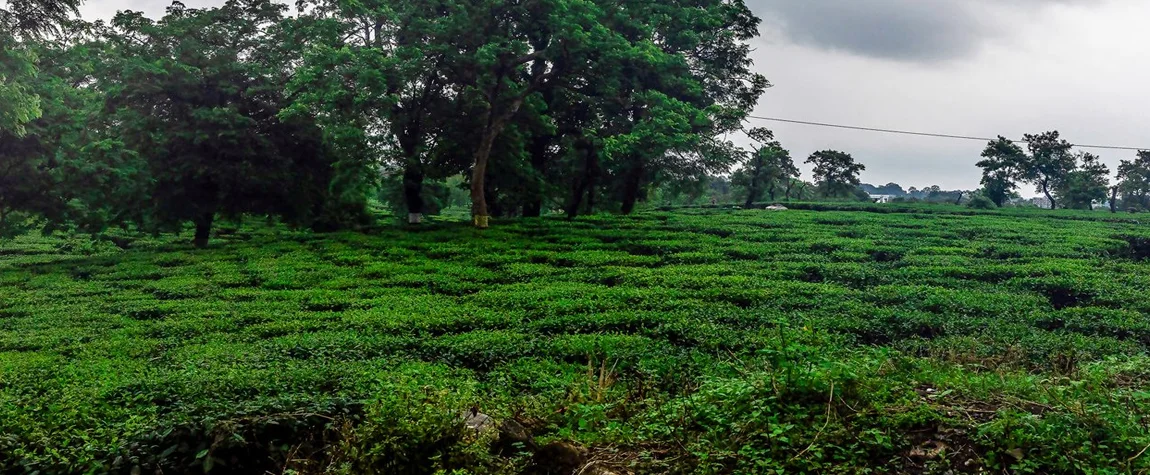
744 0 1150 192
72 0 1150 192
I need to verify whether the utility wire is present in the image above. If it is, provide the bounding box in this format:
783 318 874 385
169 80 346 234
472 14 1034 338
747 115 1148 152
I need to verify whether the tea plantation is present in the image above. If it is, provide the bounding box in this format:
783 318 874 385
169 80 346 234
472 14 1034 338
3 207 1150 474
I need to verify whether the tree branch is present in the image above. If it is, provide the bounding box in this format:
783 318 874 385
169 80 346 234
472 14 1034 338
511 49 546 67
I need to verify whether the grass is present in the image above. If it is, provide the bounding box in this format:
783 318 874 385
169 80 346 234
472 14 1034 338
2 207 1150 473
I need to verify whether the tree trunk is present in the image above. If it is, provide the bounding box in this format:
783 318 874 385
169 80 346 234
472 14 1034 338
523 136 548 218
744 176 760 208
565 140 596 219
485 181 504 218
524 200 542 218
1041 180 1056 209
193 212 214 249
469 80 533 227
586 180 596 214
620 160 644 215
469 130 499 228
566 182 586 219
745 179 760 208
403 165 424 224
1109 186 1118 213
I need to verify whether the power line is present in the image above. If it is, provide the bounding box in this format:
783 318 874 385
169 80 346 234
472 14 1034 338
746 115 1148 152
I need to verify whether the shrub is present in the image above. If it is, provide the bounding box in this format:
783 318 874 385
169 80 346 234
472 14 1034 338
3 206 1150 473
967 194 998 209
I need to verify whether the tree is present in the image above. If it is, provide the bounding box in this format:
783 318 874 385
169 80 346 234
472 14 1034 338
101 0 339 247
1 0 83 136
967 194 997 210
732 128 796 207
1058 152 1109 210
806 150 865 198
284 0 467 225
976 136 1023 207
1 0 83 38
284 0 768 226
1116 151 1150 210
0 20 134 238
0 129 57 236
450 1 604 227
1016 131 1075 209
860 182 906 196
563 0 768 218
0 41 41 136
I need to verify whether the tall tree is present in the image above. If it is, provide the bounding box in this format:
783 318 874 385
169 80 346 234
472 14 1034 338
447 0 601 227
593 0 768 216
976 136 1024 207
0 126 57 236
101 0 338 247
1 0 83 135
806 150 864 198
1058 152 1109 210
0 0 82 38
1116 151 1150 210
0 41 41 136
732 128 796 207
1016 131 1075 209
0 20 132 238
285 0 469 225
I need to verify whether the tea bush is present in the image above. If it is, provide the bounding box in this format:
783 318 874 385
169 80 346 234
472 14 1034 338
3 207 1150 473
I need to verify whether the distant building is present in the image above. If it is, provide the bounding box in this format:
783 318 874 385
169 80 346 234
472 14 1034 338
868 194 896 203
1029 197 1053 209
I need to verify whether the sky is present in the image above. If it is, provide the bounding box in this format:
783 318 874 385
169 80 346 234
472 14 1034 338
69 0 1150 193
743 0 1150 192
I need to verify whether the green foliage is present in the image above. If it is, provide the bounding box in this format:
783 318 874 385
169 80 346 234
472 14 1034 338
3 208 1150 472
1016 131 1077 208
98 0 347 244
0 41 41 136
328 363 509 474
0 0 82 134
976 136 1023 207
732 130 799 206
807 150 866 198
378 175 464 219
1117 151 1150 210
1057 152 1110 210
0 0 82 39
966 194 997 210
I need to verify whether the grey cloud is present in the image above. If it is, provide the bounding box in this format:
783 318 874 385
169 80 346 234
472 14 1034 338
748 0 1096 62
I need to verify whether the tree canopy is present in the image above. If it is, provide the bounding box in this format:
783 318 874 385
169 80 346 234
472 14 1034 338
732 128 798 206
806 150 865 198
976 136 1024 207
1016 131 1076 209
0 0 775 243
99 0 342 246
1117 151 1150 210
1058 152 1109 210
